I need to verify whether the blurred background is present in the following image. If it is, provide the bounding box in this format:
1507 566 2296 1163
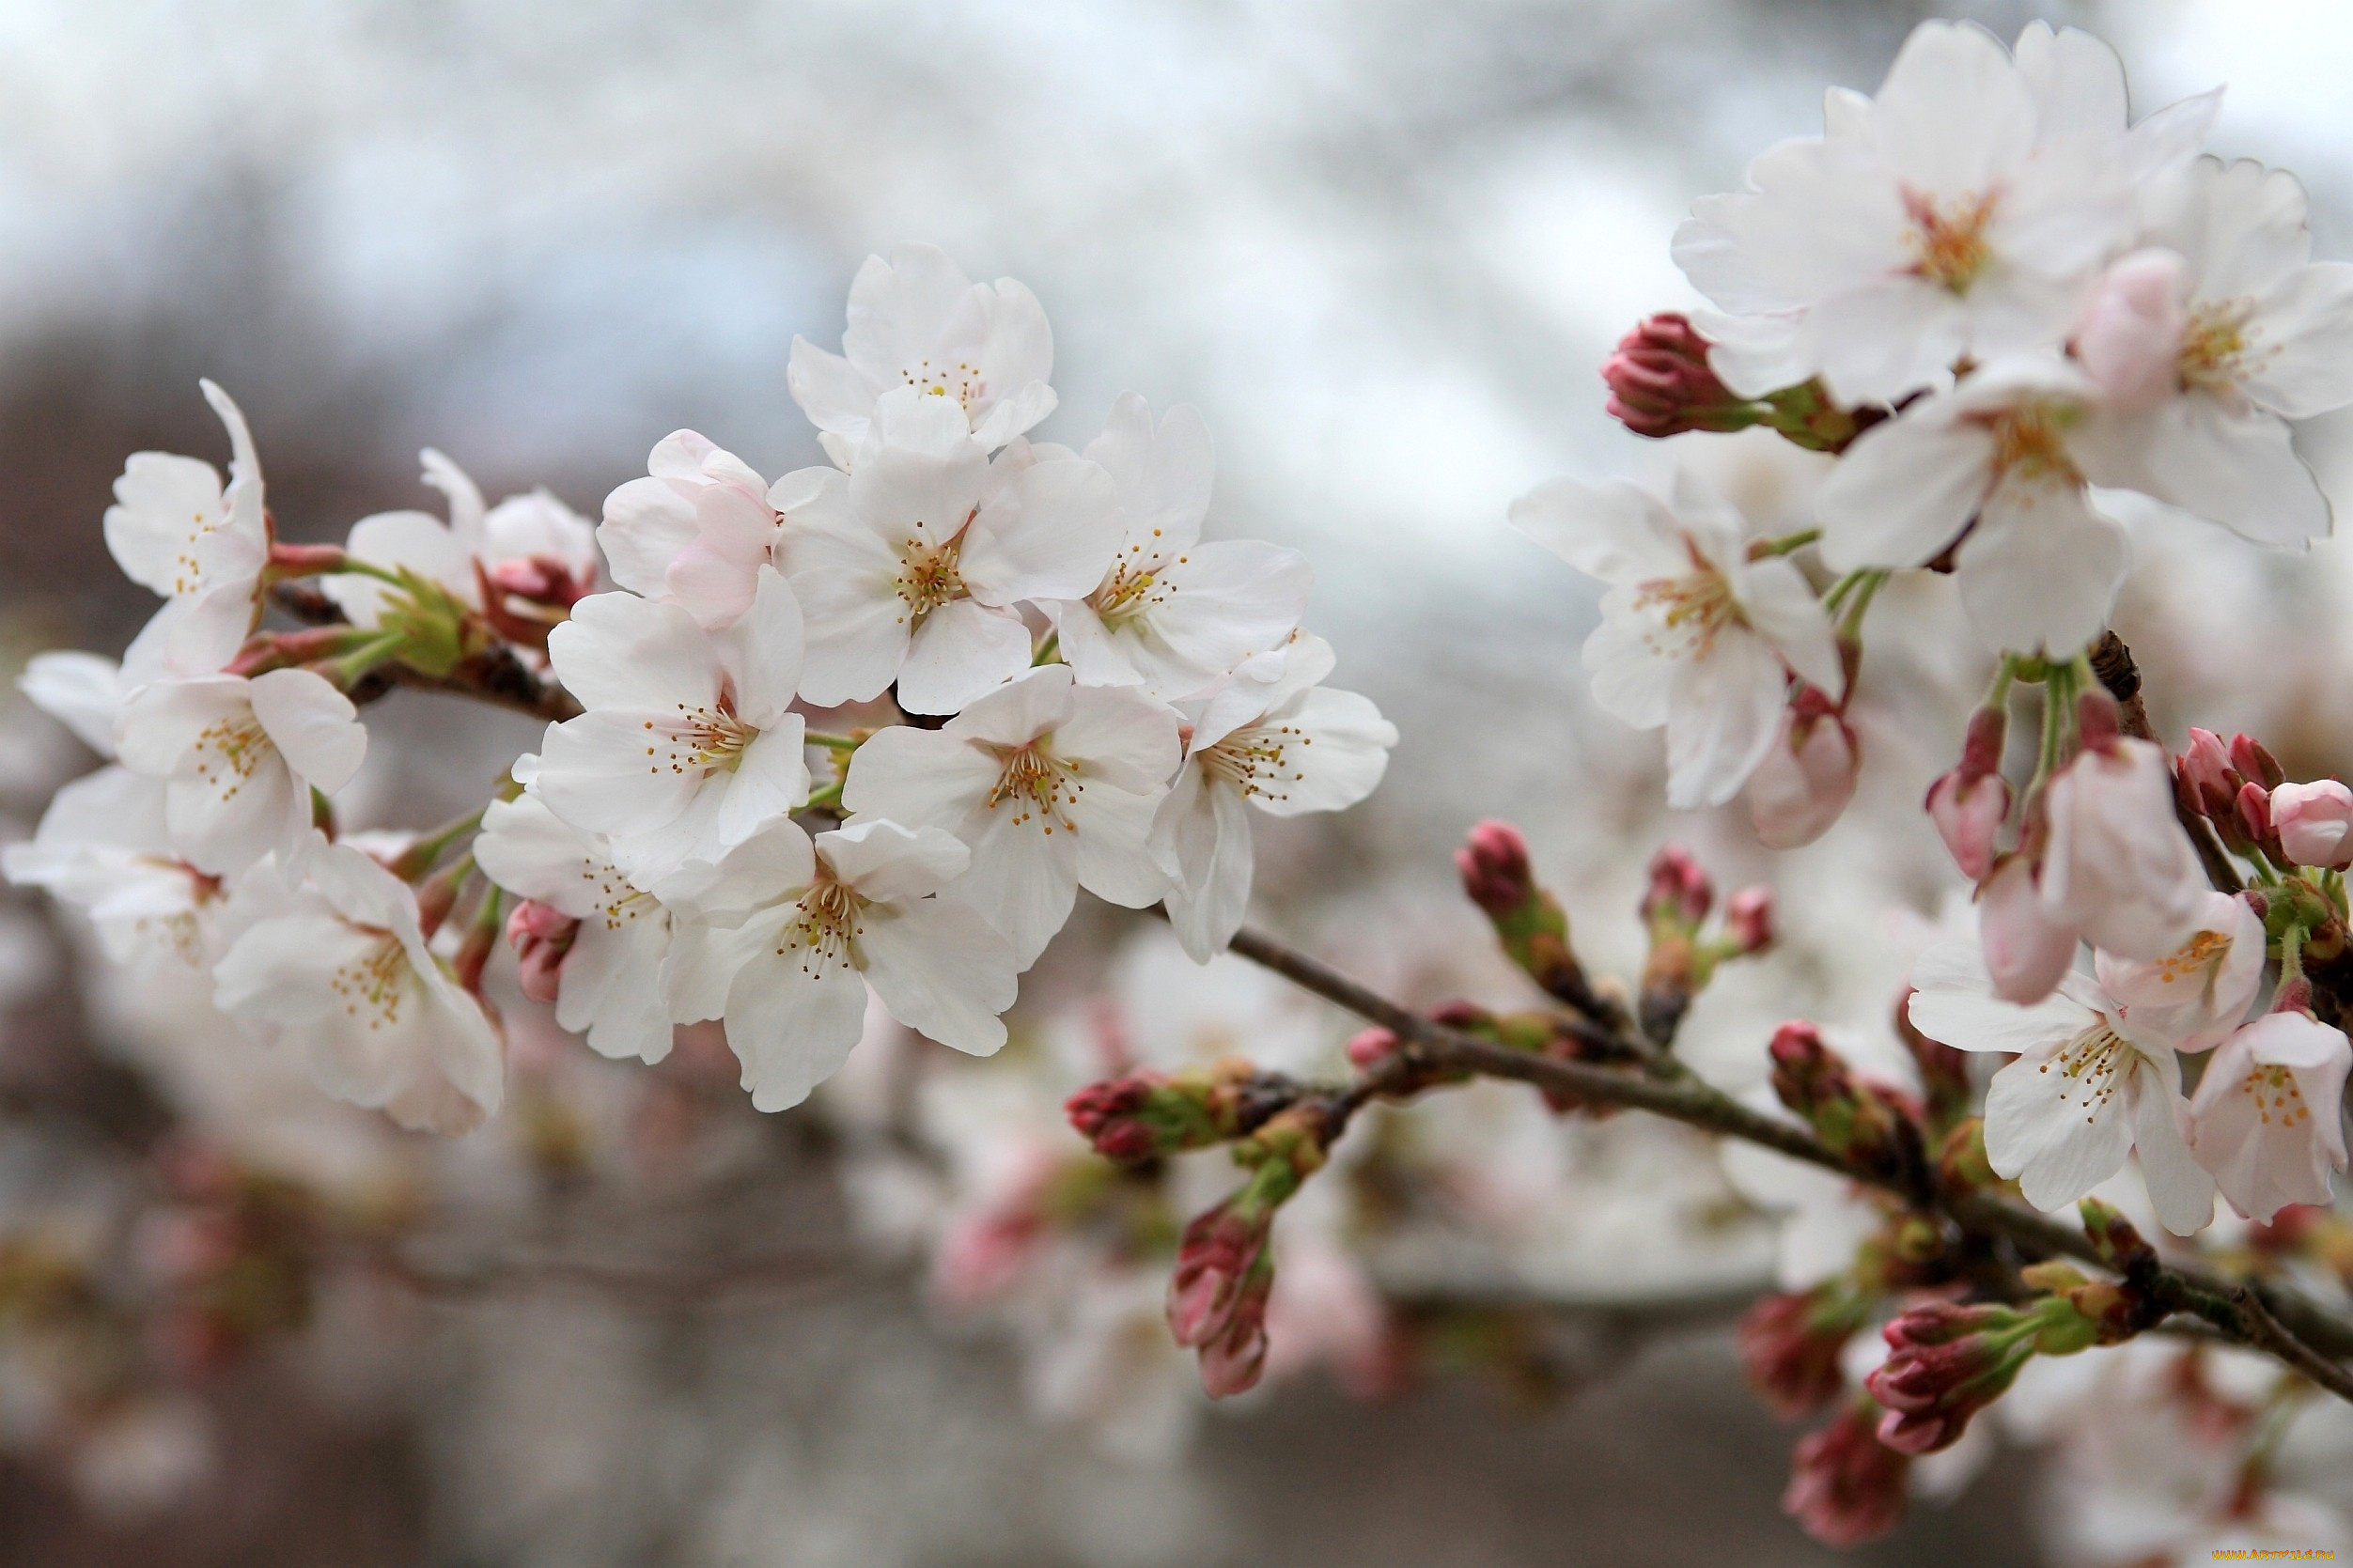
5 1 2353 1563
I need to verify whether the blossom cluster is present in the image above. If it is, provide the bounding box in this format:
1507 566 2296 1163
4 244 1397 1132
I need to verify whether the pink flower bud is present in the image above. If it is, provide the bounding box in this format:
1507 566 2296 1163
1600 313 1758 438
1346 1027 1400 1069
1783 1404 1910 1548
2073 249 2188 414
1167 1202 1271 1351
1737 1289 1855 1419
505 900 580 1005
2271 779 2353 869
1454 819 1535 918
2179 728 2237 815
1865 1302 2034 1455
2237 780 2274 841
2232 733 2286 791
1642 845 1714 928
1064 1072 1171 1164
1197 1264 1275 1397
1724 887 1774 955
1750 703 1861 849
1927 769 2011 882
1976 857 2078 1005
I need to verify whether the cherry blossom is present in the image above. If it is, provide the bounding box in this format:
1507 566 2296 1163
667 818 1020 1110
2092 891 2265 1054
3 764 221 973
774 388 1120 714
2187 1010 2352 1224
2273 779 2353 868
1675 21 2207 405
211 839 504 1136
1815 357 2126 656
535 567 809 882
113 669 367 878
597 431 779 630
787 243 1055 460
1508 469 1842 809
1908 940 2214 1234
840 664 1178 967
104 380 271 679
1149 635 1396 961
1044 394 1311 699
473 783 679 1065
2072 158 2353 547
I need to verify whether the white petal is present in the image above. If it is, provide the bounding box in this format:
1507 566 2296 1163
724 954 869 1112
1056 684 1183 794
1505 477 1684 585
2130 397 2330 548
1660 631 1784 810
598 473 700 598
895 599 1032 716
2128 1067 2216 1236
857 895 1017 1054
21 651 124 757
1907 941 2096 1054
716 567 806 725
960 458 1122 605
816 819 969 902
941 663 1076 749
546 593 721 715
1737 558 1844 696
247 669 366 795
2246 261 2353 418
1955 482 2128 656
1161 774 1254 962
1246 687 1395 817
953 811 1080 969
1984 1049 2133 1210
839 725 998 839
1815 407 1993 570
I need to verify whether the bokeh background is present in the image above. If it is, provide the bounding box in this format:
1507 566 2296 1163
5 2 2353 1563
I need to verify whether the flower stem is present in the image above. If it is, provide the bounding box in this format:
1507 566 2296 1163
804 731 863 753
1749 528 1822 560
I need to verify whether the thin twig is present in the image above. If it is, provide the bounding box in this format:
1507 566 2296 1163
1213 919 2353 1384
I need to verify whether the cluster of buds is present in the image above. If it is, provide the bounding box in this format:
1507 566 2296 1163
1866 1251 2156 1455
1165 1108 1328 1397
1767 1021 1924 1187
1783 1398 1911 1548
1454 819 1618 1023
2175 728 2353 875
1065 1058 1301 1166
1599 313 1878 453
1637 846 1772 1043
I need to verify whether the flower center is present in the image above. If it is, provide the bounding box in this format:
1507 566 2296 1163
1094 534 1186 625
328 931 412 1032
2237 1063 2311 1128
986 742 1083 833
775 877 863 975
579 862 658 932
1629 537 1741 660
1901 187 1999 294
190 710 275 801
1200 722 1308 804
2151 929 2231 987
896 526 970 622
901 357 989 414
2038 1026 2132 1122
1985 404 2082 486
642 697 755 778
2178 301 2265 393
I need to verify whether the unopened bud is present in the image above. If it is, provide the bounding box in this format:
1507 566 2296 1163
1456 819 1535 916
2074 689 2123 753
1600 314 1761 439
2237 780 2274 842
2272 779 2353 870
1769 1021 1921 1182
1865 1301 2038 1454
506 900 579 1005
1750 695 1860 850
1724 887 1775 955
1345 1027 1400 1070
2233 733 2286 791
1737 1283 1865 1419
1456 821 1613 1018
1926 706 2012 880
1784 1401 1910 1547
2179 728 2237 816
1643 845 1714 928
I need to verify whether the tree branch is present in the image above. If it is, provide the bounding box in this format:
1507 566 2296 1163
1214 920 2353 1383
269 582 582 723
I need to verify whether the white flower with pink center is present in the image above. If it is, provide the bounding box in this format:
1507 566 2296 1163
2187 1010 2353 1224
597 431 781 630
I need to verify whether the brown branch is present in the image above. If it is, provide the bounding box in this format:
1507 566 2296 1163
1214 920 2353 1384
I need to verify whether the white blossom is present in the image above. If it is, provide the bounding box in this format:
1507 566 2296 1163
114 669 367 877
1151 636 1395 961
787 243 1056 460
773 388 1119 715
1509 469 1842 809
2072 157 2353 546
667 818 1020 1111
536 567 809 883
473 782 679 1065
1909 940 2214 1234
102 380 270 679
597 430 780 629
841 663 1177 967
320 450 600 629
1675 20 2209 404
3 764 222 972
1046 394 1310 699
211 838 505 1136
1814 357 2127 656
2187 1010 2352 1224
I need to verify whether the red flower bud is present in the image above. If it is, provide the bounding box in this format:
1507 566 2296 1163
1738 1286 1861 1419
1784 1403 1910 1547
1168 1201 1272 1353
506 899 580 1005
1642 845 1714 928
2232 733 2285 791
2179 728 2237 816
1345 1027 1400 1070
1455 819 1535 918
1865 1302 2034 1454
1724 887 1775 955
2237 780 2274 841
1600 314 1760 439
